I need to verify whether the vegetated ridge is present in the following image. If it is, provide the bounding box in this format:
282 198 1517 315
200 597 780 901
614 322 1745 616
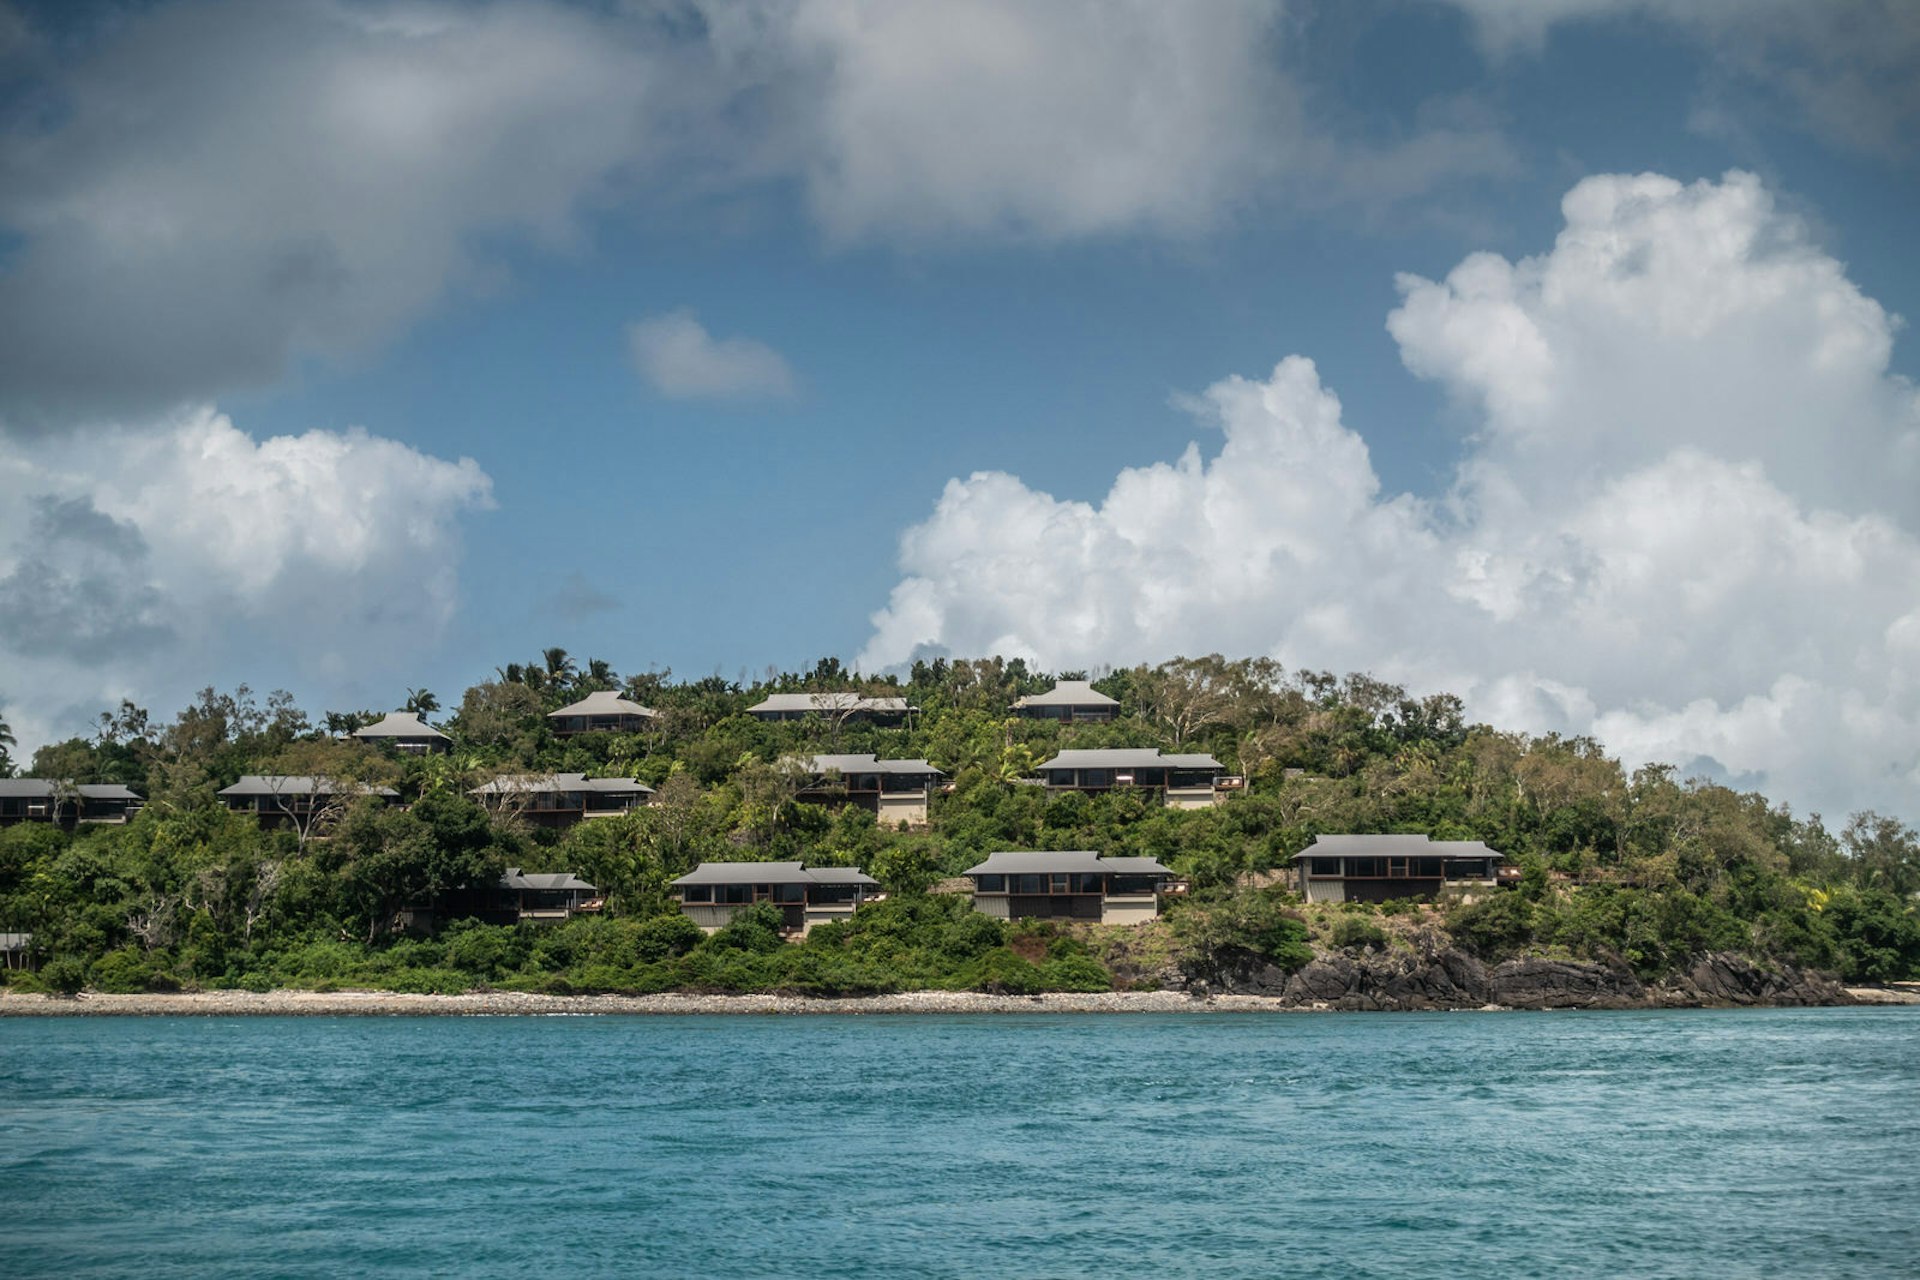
1 654 1915 1006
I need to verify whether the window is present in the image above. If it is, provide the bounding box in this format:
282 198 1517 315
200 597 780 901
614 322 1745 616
1080 769 1114 788
1013 874 1046 895
717 884 753 905
975 875 1006 893
772 883 804 904
1309 858 1340 877
1049 873 1071 893
683 885 713 903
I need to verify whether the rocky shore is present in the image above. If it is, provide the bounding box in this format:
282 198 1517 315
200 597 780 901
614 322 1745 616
1203 945 1868 1011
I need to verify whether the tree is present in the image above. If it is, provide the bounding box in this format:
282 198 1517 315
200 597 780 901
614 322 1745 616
0 707 14 776
1842 812 1920 898
542 647 577 689
404 688 440 716
259 739 396 854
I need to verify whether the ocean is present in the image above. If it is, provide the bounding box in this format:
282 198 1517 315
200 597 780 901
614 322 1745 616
2 1008 1916 1278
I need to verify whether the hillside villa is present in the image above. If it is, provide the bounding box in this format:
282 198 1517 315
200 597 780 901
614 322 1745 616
217 775 401 828
961 850 1183 925
1030 748 1233 809
792 753 945 827
1293 834 1507 903
1011 679 1118 722
672 861 882 936
469 773 654 827
0 779 145 828
744 692 916 725
351 711 451 755
547 691 659 737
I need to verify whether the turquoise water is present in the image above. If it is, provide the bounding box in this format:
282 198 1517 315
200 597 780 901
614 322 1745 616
2 1009 1916 1278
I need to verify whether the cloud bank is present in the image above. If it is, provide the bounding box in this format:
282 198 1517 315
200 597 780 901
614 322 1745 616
0 0 1508 430
861 171 1920 819
0 408 492 752
628 310 798 401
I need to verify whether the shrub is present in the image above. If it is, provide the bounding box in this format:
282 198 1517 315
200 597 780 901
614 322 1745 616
1040 953 1112 992
39 956 87 995
631 912 705 964
1329 916 1387 951
960 947 1045 995
1447 892 1536 962
90 947 160 994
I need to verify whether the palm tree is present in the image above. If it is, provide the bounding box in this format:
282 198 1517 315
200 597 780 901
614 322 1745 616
584 658 615 688
0 710 15 778
404 688 440 716
542 647 577 687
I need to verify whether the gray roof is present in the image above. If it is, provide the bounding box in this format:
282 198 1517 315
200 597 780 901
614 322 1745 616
218 775 401 798
501 868 598 893
1292 834 1502 861
0 932 31 950
352 711 450 742
470 772 653 797
1013 680 1120 709
1033 748 1223 771
960 850 1173 877
746 692 915 714
0 779 142 801
547 691 658 720
671 861 878 888
802 753 945 777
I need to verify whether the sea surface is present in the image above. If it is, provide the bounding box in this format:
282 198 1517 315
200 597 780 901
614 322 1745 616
1 1008 1916 1278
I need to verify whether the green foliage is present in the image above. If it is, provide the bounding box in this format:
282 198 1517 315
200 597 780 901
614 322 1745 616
39 956 87 994
1329 916 1388 951
1447 893 1536 962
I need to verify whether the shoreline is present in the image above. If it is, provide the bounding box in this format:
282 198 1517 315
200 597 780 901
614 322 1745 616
2 985 1915 1017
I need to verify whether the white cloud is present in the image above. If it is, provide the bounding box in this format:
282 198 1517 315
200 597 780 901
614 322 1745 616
0 406 492 752
861 170 1920 819
627 309 798 401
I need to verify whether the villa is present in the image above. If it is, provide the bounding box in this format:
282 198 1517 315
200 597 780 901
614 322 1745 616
744 692 916 725
671 861 882 936
400 868 601 932
351 711 451 756
960 850 1182 925
1293 834 1507 903
1030 748 1232 809
792 753 945 827
1011 679 1119 722
469 773 654 827
547 690 659 737
217 775 400 828
0 779 144 828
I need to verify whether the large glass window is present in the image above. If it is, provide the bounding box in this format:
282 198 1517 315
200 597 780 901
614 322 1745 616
1309 858 1340 877
683 885 712 903
1013 874 1046 895
718 884 753 904
772 882 805 904
975 875 1006 893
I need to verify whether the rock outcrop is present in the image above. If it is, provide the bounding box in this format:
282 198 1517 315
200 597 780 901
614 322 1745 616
1197 940 1851 1010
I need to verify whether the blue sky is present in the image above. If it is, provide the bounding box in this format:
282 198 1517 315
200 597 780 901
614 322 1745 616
1 0 1917 819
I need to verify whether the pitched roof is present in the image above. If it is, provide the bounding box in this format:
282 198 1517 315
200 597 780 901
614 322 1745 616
745 692 916 714
1291 834 1502 861
1033 748 1223 771
0 779 142 801
801 753 946 777
352 711 450 741
1013 680 1120 709
547 690 658 720
469 773 654 796
960 850 1173 877
670 861 878 887
217 775 400 798
500 869 598 893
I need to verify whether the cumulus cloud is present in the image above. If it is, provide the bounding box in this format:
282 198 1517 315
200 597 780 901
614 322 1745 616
1445 0 1920 163
0 406 492 750
627 310 798 401
861 171 1920 819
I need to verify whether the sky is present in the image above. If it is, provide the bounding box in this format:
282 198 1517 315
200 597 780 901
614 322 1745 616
0 0 1917 822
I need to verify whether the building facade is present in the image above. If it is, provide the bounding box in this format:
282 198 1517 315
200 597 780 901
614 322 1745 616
546 691 659 737
469 773 654 828
216 776 400 829
961 850 1182 925
793 753 944 827
1011 679 1119 722
1293 834 1506 903
0 780 144 828
671 862 881 937
351 711 451 755
1030 748 1230 809
744 692 916 725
